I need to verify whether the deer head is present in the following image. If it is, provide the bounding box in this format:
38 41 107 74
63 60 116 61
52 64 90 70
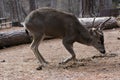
89 17 111 54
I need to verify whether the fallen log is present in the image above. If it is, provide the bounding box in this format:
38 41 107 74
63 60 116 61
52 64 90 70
78 17 119 29
0 29 31 49
0 17 119 49
0 29 55 49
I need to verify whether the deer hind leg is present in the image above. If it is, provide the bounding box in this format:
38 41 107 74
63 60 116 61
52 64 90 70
60 37 77 64
30 33 48 67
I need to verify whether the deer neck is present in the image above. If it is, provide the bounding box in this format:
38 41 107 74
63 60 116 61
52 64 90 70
76 31 93 45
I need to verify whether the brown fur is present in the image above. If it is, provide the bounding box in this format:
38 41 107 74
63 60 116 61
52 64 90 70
24 8 107 69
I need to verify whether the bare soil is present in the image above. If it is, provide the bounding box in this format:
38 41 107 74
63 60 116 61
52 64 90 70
0 28 120 80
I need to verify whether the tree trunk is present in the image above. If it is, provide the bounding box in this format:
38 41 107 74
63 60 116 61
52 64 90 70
79 0 96 17
79 0 113 17
52 0 80 17
29 0 36 12
0 0 115 22
0 0 4 18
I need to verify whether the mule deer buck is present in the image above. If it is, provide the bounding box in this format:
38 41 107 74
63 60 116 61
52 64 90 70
23 8 111 70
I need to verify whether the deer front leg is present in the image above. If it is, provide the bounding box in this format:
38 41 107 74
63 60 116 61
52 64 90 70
60 37 76 64
30 34 48 70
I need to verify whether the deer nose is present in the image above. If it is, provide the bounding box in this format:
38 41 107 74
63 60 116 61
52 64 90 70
100 50 106 54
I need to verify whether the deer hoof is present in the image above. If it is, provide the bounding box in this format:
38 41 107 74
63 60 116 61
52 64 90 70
36 62 49 70
36 66 43 70
59 57 77 65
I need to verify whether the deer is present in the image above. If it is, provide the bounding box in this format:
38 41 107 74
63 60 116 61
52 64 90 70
23 7 111 70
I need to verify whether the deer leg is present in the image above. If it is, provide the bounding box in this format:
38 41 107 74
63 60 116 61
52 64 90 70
30 34 48 67
60 38 76 64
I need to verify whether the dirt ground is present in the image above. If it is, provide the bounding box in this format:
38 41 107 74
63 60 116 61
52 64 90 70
0 28 120 80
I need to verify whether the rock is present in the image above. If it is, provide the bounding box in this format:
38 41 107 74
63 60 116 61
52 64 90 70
117 37 120 40
36 66 42 70
0 60 5 62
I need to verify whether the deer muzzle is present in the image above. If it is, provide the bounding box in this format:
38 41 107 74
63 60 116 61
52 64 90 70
100 49 106 54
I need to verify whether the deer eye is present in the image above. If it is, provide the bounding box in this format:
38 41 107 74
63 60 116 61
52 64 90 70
98 41 101 44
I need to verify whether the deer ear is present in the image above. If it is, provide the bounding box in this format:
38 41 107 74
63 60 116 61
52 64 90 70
89 28 97 36
91 28 96 31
